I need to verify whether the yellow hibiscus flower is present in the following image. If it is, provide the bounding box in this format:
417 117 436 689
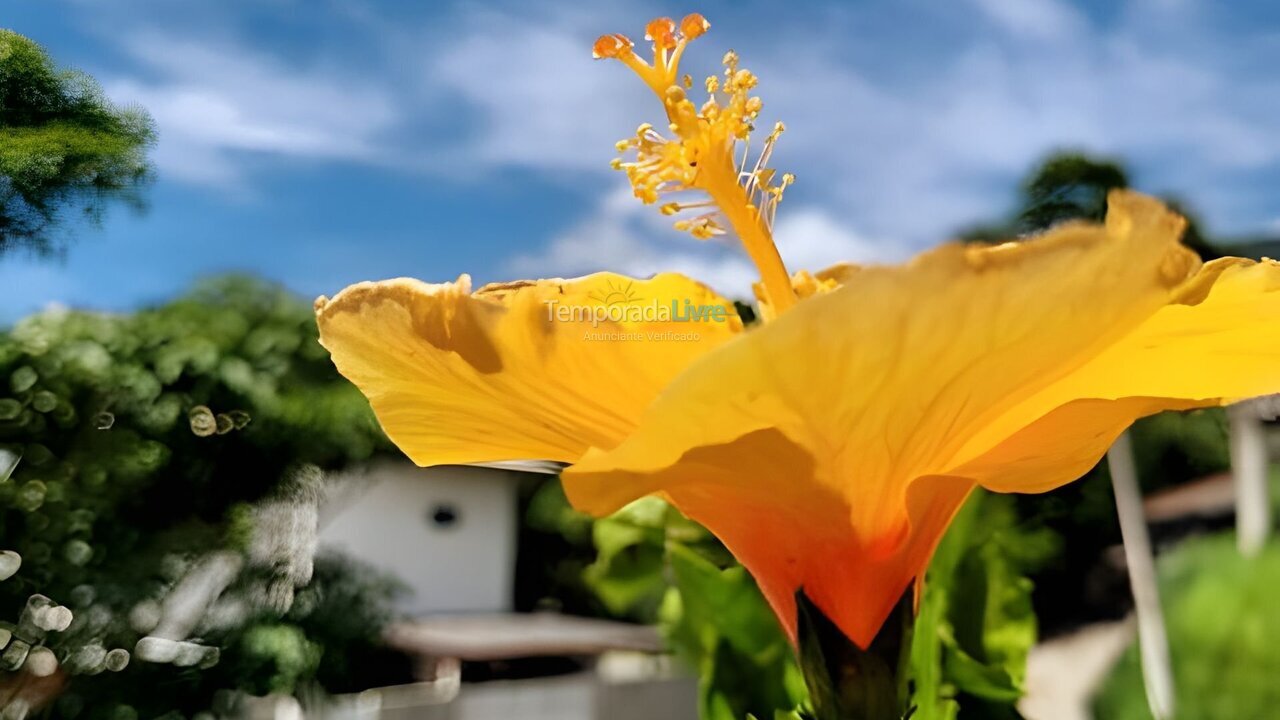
315 14 1280 651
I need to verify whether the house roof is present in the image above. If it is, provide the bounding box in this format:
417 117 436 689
385 613 664 661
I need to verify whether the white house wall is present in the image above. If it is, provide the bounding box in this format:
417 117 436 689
319 462 518 616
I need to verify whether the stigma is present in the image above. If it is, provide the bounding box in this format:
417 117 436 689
593 14 798 315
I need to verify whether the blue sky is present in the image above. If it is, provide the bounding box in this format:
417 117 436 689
4 0 1280 324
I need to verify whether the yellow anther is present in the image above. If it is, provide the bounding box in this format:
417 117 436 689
645 17 678 51
660 202 682 216
680 13 710 40
705 75 719 94
609 158 623 170
682 74 693 89
592 33 634 60
673 216 722 239
731 69 757 90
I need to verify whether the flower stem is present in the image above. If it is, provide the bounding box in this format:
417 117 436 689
796 590 913 720
708 181 797 317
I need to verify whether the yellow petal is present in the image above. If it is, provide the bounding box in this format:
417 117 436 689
1037 257 1280 404
564 192 1225 647
953 256 1280 492
949 397 1199 494
316 272 742 466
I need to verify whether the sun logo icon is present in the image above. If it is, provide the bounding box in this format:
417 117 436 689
589 279 641 307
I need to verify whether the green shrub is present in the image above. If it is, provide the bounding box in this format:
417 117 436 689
1095 532 1280 720
0 276 397 716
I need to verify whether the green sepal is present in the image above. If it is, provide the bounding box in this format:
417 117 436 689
796 589 914 720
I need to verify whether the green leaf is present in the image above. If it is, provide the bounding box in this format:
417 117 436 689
909 491 1040 717
668 543 784 658
583 498 670 616
666 543 803 720
909 582 960 720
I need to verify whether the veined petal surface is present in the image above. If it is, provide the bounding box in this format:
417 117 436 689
316 272 742 467
564 192 1280 647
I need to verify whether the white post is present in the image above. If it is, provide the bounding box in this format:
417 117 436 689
1107 432 1175 720
1229 401 1271 556
0 448 19 482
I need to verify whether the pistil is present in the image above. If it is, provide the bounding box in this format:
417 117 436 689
594 14 798 316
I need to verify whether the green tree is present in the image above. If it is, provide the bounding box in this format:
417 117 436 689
961 151 1219 258
0 277 404 717
0 29 155 254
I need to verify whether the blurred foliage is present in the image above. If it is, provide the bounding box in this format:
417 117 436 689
665 542 805 720
526 478 1053 719
911 492 1057 720
1094 532 1280 719
959 151 1218 259
236 625 321 696
1128 408 1231 485
586 495 804 720
0 276 399 716
517 478 607 617
0 29 155 254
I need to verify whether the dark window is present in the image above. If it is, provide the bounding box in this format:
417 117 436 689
429 503 460 529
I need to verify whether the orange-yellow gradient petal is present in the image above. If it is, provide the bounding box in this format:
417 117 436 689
315 272 742 467
563 191 1280 648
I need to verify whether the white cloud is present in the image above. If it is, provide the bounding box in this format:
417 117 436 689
493 0 1280 292
433 0 1280 247
426 7 651 174
103 34 401 186
82 0 1280 243
773 209 902 270
504 187 754 295
968 0 1086 40
758 0 1280 244
505 187 897 299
